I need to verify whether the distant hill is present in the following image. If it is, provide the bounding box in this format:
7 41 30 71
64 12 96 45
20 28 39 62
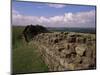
47 27 96 34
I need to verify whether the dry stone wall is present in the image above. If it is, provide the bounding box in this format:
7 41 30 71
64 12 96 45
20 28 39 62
30 32 96 71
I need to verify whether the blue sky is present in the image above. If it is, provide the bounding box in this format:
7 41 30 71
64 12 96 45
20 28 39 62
12 1 96 27
12 1 95 17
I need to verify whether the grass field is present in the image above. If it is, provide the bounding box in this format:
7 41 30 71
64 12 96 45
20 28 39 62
12 26 48 74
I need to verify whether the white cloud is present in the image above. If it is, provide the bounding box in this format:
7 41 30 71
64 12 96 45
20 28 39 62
47 4 66 8
12 9 95 28
12 10 19 15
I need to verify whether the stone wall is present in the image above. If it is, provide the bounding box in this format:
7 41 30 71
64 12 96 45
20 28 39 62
29 32 96 71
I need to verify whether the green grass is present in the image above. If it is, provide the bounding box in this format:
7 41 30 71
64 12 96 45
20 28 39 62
12 26 48 74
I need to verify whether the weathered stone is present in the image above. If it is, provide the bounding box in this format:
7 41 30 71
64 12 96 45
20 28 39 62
74 55 82 63
67 37 76 43
76 37 86 43
28 31 96 71
85 48 93 57
82 57 92 64
75 44 87 56
58 48 64 52
68 63 76 70
69 34 81 37
60 59 65 66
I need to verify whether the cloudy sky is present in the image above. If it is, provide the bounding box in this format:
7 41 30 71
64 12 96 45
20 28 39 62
12 1 96 28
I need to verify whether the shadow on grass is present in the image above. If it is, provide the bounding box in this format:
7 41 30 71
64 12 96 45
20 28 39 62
12 26 48 74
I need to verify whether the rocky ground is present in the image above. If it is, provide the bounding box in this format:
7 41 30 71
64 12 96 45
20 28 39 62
29 32 96 71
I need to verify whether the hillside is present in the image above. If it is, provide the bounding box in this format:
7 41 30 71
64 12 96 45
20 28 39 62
13 25 96 74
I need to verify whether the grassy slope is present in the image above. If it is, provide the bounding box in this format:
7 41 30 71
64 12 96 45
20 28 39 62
12 26 48 74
